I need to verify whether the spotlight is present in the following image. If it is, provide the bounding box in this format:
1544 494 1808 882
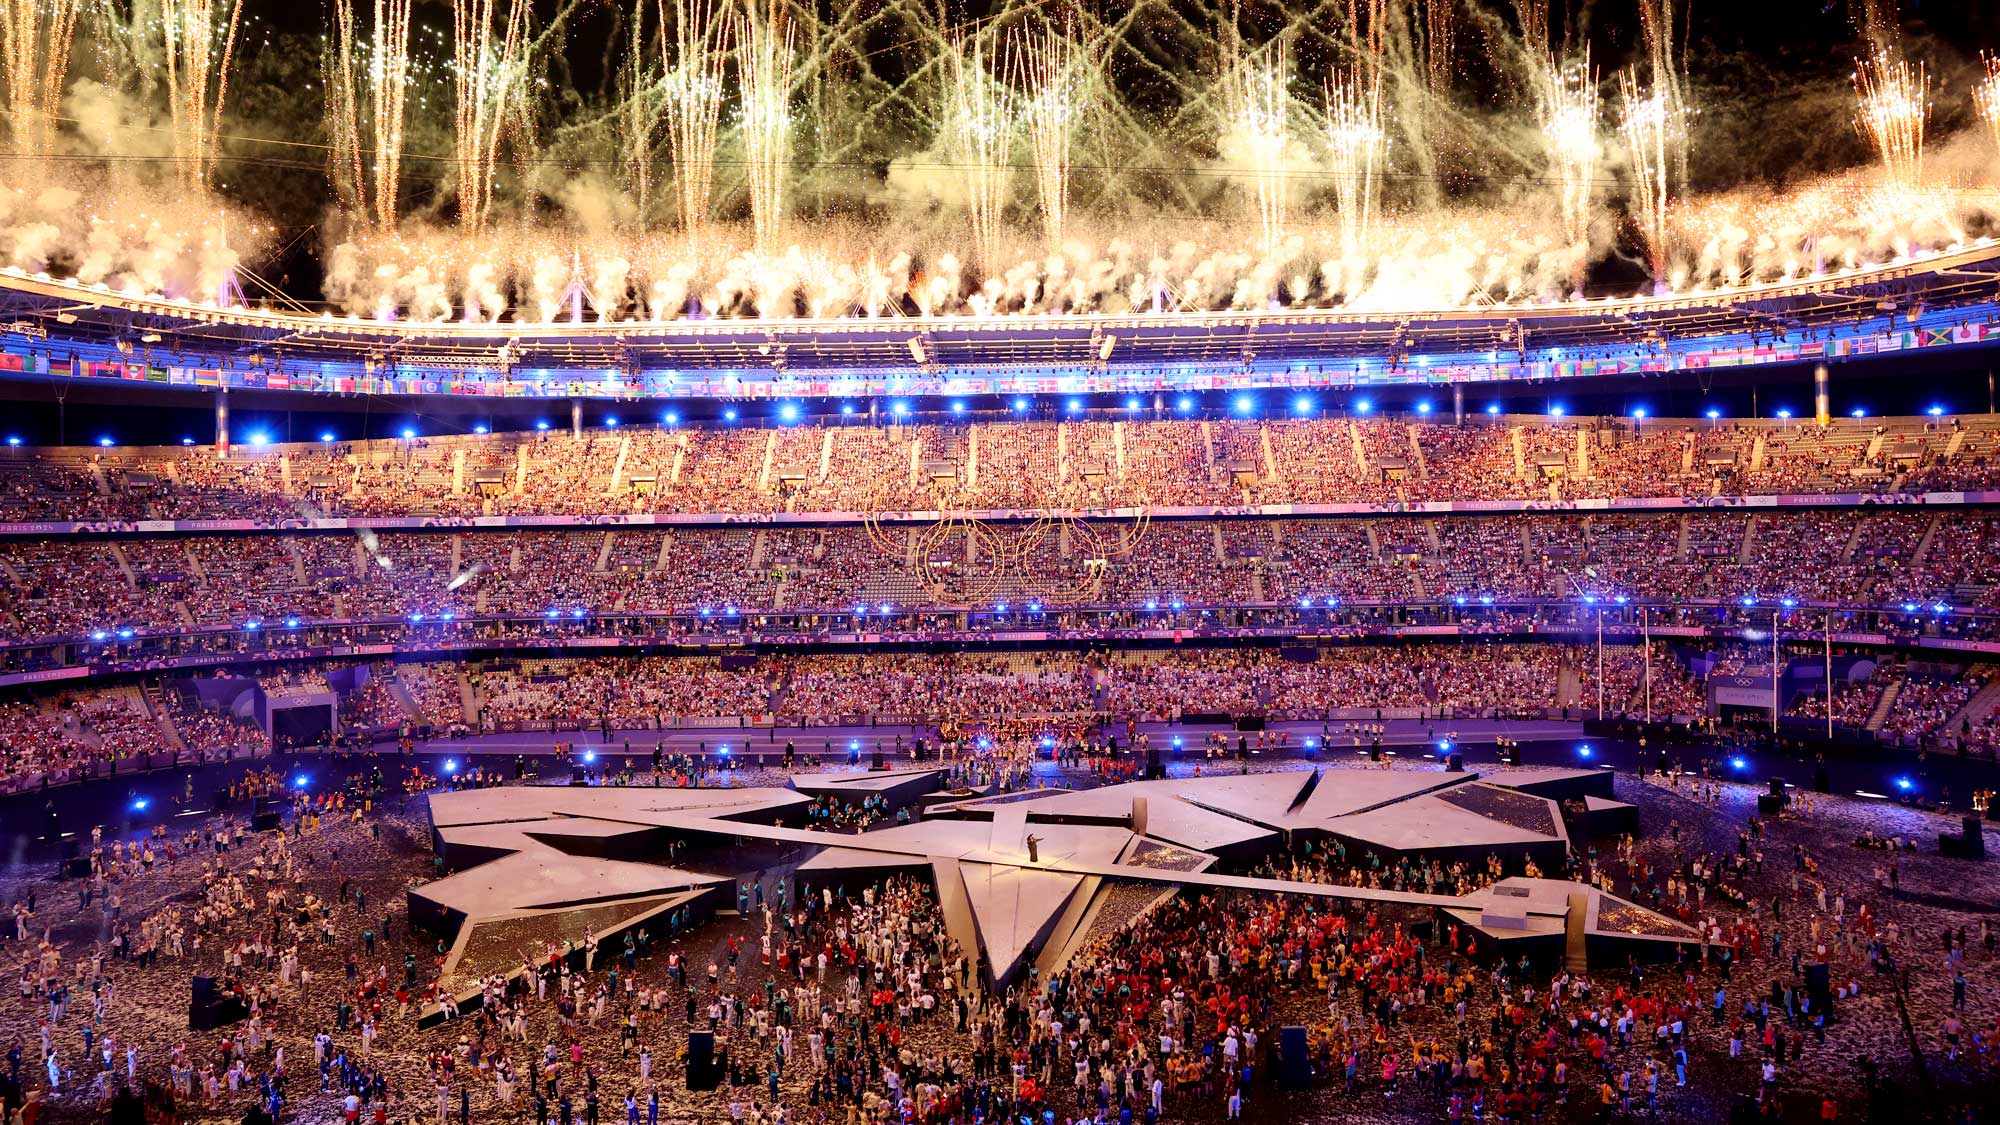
319 431 336 443
116 628 134 639
473 424 488 435
1453 595 1466 606
181 436 195 446
1706 409 1721 420
1293 395 1314 415
1012 397 1030 413
889 402 908 417
247 432 269 447
848 739 860 751
1354 398 1372 414
1125 396 1141 411
544 608 560 619
572 608 586 618
443 759 459 775
604 416 619 428
1780 597 1797 608
1175 396 1193 412
131 798 148 811
724 408 739 422
995 602 1008 612
1894 776 1913 791
535 420 550 431
1171 735 1183 749
1549 405 1566 417
664 411 680 426
1485 404 1500 416
1577 745 1592 759
1928 405 1946 417
840 404 854 416
1066 398 1083 414
1631 407 1647 419
98 436 114 447
4 436 17 446
950 401 965 415
583 750 597 764
1416 401 1432 416
1776 408 1792 420
401 428 416 440
91 630 108 641
877 602 893 615
779 403 800 423
1234 394 1254 415
293 775 308 789
1730 757 1748 771
243 620 260 631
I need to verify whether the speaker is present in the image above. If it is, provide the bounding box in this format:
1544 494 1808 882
1767 777 1786 799
1813 766 1830 793
57 855 90 879
1279 1025 1311 1090
870 750 885 770
686 1031 718 1091
1965 817 1986 854
1446 753 1465 772
1803 961 1832 1012
1757 794 1785 815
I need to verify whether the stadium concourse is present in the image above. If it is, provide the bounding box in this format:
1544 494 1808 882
0 411 1998 1125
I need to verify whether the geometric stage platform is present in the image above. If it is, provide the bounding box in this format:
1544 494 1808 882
414 765 1691 1014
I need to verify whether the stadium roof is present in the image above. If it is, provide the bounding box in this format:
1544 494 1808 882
1 240 1998 398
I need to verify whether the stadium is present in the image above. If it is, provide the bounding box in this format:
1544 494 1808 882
3 1 2000 1124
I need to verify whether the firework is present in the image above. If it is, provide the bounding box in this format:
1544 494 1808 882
1852 50 1927 191
1012 17 1082 252
1421 0 1454 99
452 0 530 233
947 30 1012 272
329 0 415 231
1227 38 1292 258
1619 79 1694 283
662 0 729 235
0 0 83 161
1539 52 1600 248
160 0 244 192
1973 54 2000 159
738 0 796 253
1321 69 1385 255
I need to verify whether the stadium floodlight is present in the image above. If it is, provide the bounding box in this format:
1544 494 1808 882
91 630 108 641
724 408 740 422
1706 409 1721 420
1850 407 1867 418
319 431 336 443
5 436 19 446
117 628 134 639
1013 397 1030 413
950 401 965 415
664 412 680 426
1293 395 1314 415
535 420 550 431
1928 405 1946 417
604 416 619 428
132 798 148 811
181 436 195 446
284 618 300 628
1775 408 1792 420
1066 398 1083 414
779 403 800 423
1354 399 1372 414
1416 401 1433 416
1549 404 1566 417
1453 595 1466 605
889 402 909 417
840 404 854 416
473 424 488 435
1780 597 1797 608
243 620 260 631
401 427 417 440
1125 396 1141 411
1740 596 1756 607
1631 407 1647 419
1176 396 1194 413
98 436 114 446
246 432 269 447
1485 403 1500 416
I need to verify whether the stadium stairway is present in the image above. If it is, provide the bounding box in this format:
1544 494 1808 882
147 684 188 753
1865 674 1904 734
1944 669 2000 742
